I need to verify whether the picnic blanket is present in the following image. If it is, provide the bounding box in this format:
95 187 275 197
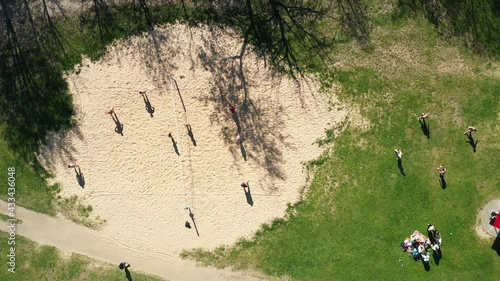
410 230 430 244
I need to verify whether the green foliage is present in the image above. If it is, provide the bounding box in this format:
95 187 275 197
0 133 58 215
181 7 500 280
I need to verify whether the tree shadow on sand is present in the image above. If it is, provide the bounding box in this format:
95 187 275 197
196 28 288 182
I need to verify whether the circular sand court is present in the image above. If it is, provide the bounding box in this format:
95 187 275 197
37 24 347 261
476 199 500 238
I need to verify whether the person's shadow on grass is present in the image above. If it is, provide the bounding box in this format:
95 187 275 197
397 159 406 176
419 119 430 138
439 176 446 189
125 267 133 281
466 134 478 152
422 260 431 271
432 248 442 265
492 233 500 256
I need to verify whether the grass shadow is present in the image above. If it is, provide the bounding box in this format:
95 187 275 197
419 119 430 138
439 177 446 189
422 260 431 271
492 233 500 256
433 248 442 265
124 267 133 281
466 134 478 152
398 159 406 176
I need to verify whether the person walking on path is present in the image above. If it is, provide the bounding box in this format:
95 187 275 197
230 105 236 115
241 181 249 188
437 165 446 178
463 126 477 136
236 134 241 144
394 149 403 161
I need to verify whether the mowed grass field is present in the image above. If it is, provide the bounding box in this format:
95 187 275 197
0 1 498 280
181 8 500 281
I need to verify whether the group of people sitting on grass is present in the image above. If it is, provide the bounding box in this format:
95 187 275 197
400 224 442 263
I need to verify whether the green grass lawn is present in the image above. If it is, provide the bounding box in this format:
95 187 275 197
0 134 58 215
0 231 165 281
0 1 498 280
180 4 500 281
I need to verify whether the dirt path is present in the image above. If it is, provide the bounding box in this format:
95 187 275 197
0 200 265 281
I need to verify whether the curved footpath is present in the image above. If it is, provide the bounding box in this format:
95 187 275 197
0 200 265 281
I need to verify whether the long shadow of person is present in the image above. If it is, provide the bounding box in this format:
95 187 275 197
111 112 124 136
124 267 133 281
422 260 431 271
186 124 196 146
168 133 180 156
233 114 242 133
239 141 247 161
75 167 85 188
432 248 442 265
419 119 430 138
492 233 500 256
397 159 406 176
466 134 478 152
142 93 155 118
439 176 446 189
243 185 253 206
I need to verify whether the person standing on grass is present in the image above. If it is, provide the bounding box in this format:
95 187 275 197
394 149 403 161
418 113 429 121
437 165 446 178
119 262 130 270
463 126 477 136
427 224 441 244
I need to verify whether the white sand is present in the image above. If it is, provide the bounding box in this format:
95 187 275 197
37 24 347 278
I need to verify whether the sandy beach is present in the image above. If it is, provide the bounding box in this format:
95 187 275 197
36 23 347 279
